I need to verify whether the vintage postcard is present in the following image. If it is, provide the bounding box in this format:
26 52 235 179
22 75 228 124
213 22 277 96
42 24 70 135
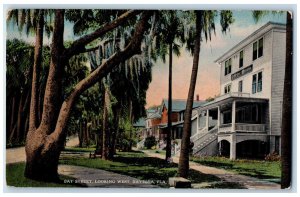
5 6 293 191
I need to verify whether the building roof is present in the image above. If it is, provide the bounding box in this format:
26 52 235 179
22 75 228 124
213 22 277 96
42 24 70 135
146 108 161 119
160 99 206 113
215 22 286 63
133 118 146 127
148 112 161 119
158 121 184 129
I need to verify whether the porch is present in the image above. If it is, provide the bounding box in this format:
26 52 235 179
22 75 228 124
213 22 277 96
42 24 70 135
192 94 269 159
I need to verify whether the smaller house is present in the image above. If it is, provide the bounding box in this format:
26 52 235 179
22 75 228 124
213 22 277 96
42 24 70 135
142 97 206 145
158 99 206 141
133 118 146 139
144 107 162 140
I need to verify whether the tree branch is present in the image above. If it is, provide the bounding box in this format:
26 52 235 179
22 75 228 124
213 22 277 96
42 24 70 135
64 10 142 59
50 11 153 142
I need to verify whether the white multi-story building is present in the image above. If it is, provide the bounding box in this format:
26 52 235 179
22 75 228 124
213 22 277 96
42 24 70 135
190 22 286 160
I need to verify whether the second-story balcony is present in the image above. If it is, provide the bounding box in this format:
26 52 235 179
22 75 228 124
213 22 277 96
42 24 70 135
218 123 266 134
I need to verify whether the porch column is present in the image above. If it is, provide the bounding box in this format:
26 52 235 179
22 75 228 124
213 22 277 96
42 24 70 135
217 106 221 130
232 101 236 133
218 140 222 156
206 109 209 131
196 110 199 133
230 133 237 160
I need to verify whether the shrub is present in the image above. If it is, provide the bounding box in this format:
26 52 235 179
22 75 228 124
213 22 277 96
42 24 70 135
265 152 281 161
144 136 156 149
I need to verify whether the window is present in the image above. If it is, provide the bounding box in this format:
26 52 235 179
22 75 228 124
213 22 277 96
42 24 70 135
252 74 257 94
257 72 262 92
224 58 232 75
253 42 258 60
224 84 231 94
239 50 244 68
252 71 263 94
238 80 243 92
258 38 263 57
236 104 261 124
253 38 263 60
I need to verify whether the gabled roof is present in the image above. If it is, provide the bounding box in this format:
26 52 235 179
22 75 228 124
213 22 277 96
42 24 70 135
148 112 161 119
133 118 146 127
160 99 206 113
146 108 161 119
158 121 184 129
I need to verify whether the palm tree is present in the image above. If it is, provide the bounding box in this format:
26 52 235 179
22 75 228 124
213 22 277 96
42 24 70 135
6 39 34 144
178 10 234 178
281 11 292 189
7 9 53 131
151 11 185 161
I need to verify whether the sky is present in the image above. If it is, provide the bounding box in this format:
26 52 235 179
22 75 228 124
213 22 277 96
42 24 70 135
5 10 286 108
145 11 286 108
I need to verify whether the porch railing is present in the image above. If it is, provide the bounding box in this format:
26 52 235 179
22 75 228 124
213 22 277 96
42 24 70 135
218 123 232 133
218 123 266 133
235 123 266 132
190 127 207 142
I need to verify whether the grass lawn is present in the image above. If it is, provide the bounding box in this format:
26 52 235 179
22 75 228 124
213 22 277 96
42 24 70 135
191 156 281 183
59 150 245 188
64 146 96 152
147 149 166 155
6 162 80 187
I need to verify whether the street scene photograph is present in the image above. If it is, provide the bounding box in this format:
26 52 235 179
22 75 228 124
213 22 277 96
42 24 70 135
4 7 293 190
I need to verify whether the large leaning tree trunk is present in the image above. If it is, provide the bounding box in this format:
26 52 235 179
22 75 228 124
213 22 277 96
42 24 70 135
178 11 202 178
165 42 173 161
281 11 292 189
24 10 152 181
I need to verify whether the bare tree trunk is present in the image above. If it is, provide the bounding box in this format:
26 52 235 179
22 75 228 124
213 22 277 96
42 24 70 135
82 119 87 147
8 125 17 144
9 96 16 141
178 11 202 178
85 120 90 147
23 113 29 141
109 109 120 158
102 88 109 159
29 9 44 131
21 90 31 142
78 120 83 147
16 92 24 143
166 43 173 161
128 100 133 151
37 83 44 123
281 11 292 189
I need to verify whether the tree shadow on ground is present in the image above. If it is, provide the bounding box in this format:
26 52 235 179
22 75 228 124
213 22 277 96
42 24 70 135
113 153 243 188
60 151 247 188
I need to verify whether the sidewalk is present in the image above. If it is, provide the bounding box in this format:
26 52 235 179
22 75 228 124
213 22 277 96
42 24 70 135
142 150 281 190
